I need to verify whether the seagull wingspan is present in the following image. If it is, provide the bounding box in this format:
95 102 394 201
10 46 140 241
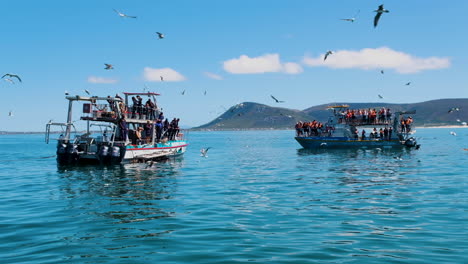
374 12 382 28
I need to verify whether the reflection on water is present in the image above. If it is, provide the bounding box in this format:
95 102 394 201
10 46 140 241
57 159 184 222
54 159 185 260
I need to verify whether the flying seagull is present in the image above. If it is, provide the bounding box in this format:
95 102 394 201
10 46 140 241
374 4 389 28
181 89 185 95
104 64 114 70
8 111 13 117
450 131 457 136
200 147 211 157
156 32 165 39
405 82 411 86
448 107 460 113
113 9 137 19
324 50 333 61
380 70 384 74
378 94 384 99
84 89 90 95
2 73 22 82
340 10 360 23
160 76 164 81
271 95 285 103
204 90 207 96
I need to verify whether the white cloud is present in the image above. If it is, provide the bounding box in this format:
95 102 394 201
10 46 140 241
283 62 303 74
143 67 186 82
204 72 223 80
223 53 303 75
302 47 450 74
87 76 118 84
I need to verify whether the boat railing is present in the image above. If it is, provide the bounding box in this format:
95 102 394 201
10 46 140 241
45 122 76 144
337 119 392 126
125 106 159 120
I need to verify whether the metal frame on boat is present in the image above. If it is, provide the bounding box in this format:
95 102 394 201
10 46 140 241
45 92 188 165
295 105 419 149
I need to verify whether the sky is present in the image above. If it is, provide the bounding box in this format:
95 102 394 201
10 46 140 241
1 0 467 131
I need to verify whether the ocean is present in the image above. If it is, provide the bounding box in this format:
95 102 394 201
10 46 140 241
0 128 467 263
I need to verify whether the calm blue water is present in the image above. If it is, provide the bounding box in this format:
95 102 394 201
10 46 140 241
0 128 467 263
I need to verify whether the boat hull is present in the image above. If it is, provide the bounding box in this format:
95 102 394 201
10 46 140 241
57 140 188 165
295 136 405 149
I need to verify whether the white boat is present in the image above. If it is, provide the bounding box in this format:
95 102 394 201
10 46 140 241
46 92 188 165
295 105 419 149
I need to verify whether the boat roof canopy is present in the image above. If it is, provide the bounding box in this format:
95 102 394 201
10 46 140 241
123 92 160 96
66 95 122 102
326 105 350 109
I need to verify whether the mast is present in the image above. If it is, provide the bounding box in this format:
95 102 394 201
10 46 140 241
65 99 74 140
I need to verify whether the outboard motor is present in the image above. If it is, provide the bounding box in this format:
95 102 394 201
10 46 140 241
56 143 68 164
110 146 121 164
98 145 110 164
99 145 109 156
66 144 79 163
57 143 67 154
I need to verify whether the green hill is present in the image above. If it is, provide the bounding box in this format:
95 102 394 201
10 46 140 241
194 99 468 130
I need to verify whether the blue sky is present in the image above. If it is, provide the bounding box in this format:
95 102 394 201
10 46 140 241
1 0 467 131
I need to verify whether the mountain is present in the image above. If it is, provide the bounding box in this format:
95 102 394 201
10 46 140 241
194 99 468 130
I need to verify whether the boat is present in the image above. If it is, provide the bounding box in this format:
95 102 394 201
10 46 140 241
45 92 188 165
295 105 419 149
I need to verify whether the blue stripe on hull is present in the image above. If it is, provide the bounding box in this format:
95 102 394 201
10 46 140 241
295 137 404 149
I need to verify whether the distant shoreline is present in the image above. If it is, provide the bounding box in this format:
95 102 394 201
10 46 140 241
1 125 467 135
417 125 468 129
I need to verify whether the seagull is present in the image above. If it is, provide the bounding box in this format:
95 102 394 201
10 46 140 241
378 94 384 99
104 64 114 70
160 76 164 81
405 82 411 86
156 32 165 39
8 111 13 117
380 70 384 74
145 160 154 168
448 107 460 113
271 95 285 103
2 73 22 82
324 50 333 61
84 89 90 95
340 10 360 22
113 9 137 19
374 4 389 28
200 147 211 157
204 90 207 96
320 143 327 147
181 90 185 95
450 131 457 136
456 119 461 122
